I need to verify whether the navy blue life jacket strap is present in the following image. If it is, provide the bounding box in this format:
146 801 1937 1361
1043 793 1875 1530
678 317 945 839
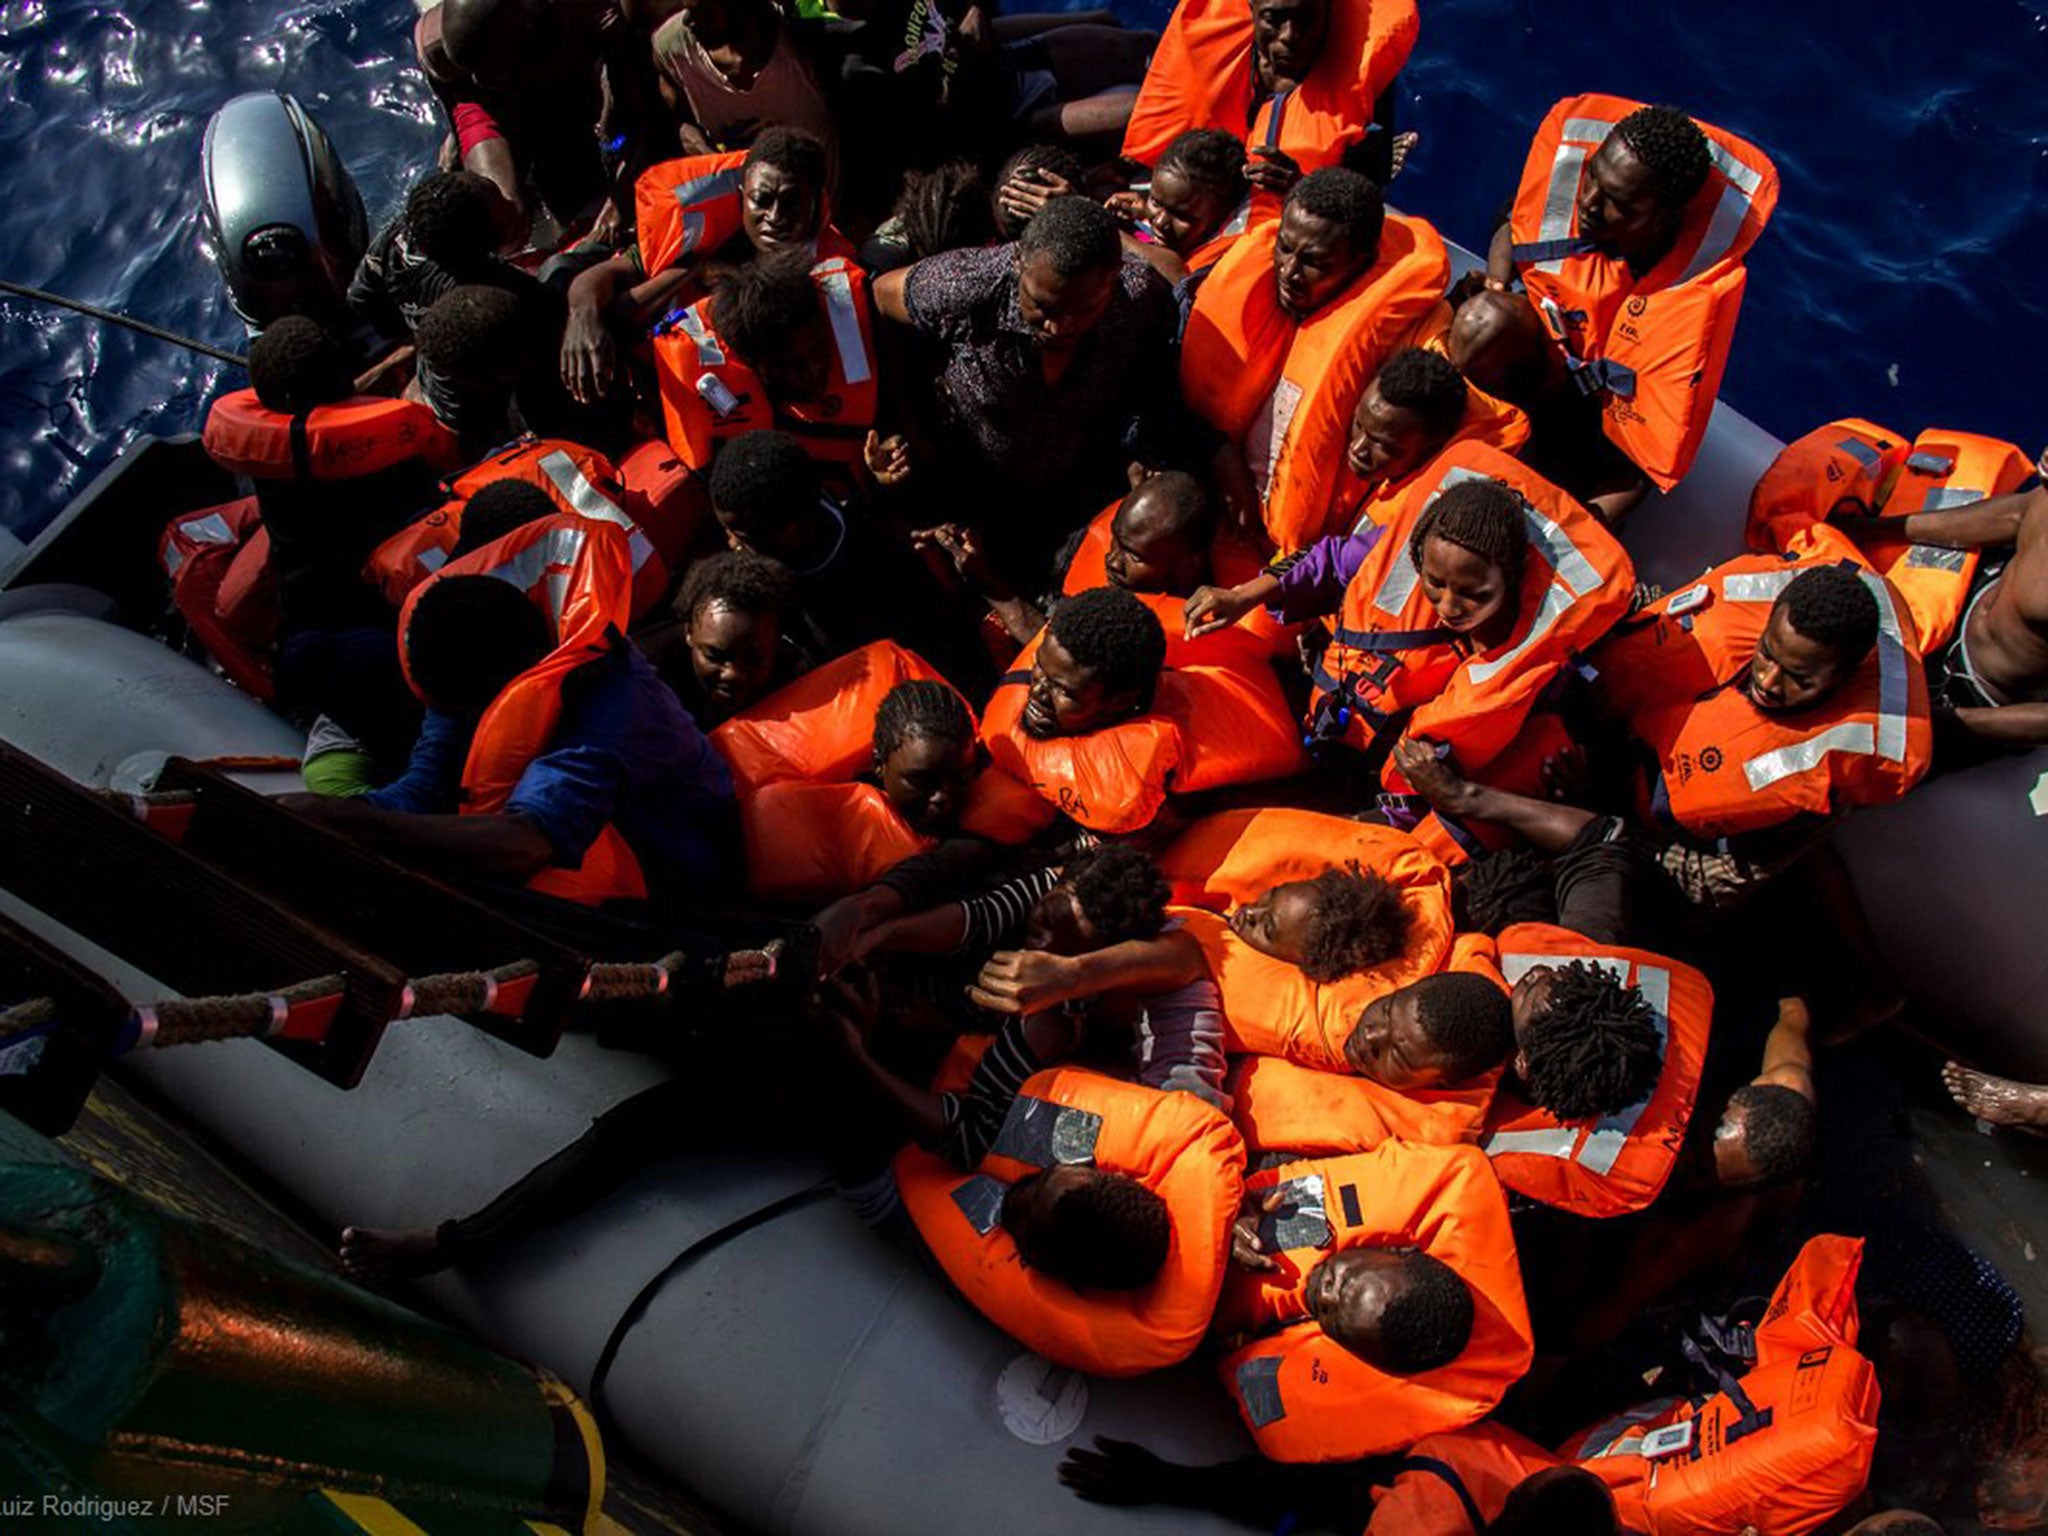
288 412 314 481
1570 355 1638 401
1511 235 1599 266
1328 623 1459 653
1262 86 1291 150
1396 1456 1486 1533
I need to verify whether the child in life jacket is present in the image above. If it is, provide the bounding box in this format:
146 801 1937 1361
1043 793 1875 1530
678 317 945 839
1105 128 1251 289
638 549 810 728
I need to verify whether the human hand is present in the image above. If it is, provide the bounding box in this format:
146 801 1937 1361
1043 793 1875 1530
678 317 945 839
968 949 1080 1015
817 966 883 1054
1539 739 1588 803
1104 189 1146 229
1445 269 1501 307
863 430 913 488
561 304 619 407
1243 145 1302 199
1229 1186 1287 1271
1057 1437 1174 1506
910 522 999 594
956 2 992 51
1184 584 1252 640
586 198 626 251
1392 735 1473 813
996 166 1077 228
812 895 877 978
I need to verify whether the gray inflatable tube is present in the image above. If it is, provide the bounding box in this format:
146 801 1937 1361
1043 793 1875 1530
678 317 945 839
0 394 2042 1533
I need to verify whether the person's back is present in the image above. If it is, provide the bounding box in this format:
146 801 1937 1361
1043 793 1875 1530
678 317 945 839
349 170 542 345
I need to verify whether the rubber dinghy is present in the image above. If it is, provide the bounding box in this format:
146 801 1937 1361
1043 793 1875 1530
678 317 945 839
0 379 2041 1536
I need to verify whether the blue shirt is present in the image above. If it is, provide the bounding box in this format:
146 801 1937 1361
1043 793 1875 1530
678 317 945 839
369 640 736 901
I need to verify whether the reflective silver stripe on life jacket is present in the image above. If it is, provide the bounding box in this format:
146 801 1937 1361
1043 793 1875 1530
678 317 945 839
1834 436 1886 474
1258 1173 1332 1253
1676 141 1765 283
1740 566 1911 790
990 1094 1103 1168
537 451 654 574
480 524 588 632
675 305 725 369
1484 951 1671 1176
163 510 238 577
417 547 448 575
815 265 874 388
951 1172 1008 1236
1235 1355 1288 1428
1721 569 1799 604
669 167 744 259
1923 485 1985 512
1466 495 1607 686
1524 117 1614 275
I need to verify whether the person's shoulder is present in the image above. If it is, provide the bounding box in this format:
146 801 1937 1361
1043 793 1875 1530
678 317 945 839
905 242 1013 318
1113 252 1176 329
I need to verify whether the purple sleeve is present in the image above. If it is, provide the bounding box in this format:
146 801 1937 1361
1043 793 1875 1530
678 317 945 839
1265 522 1388 624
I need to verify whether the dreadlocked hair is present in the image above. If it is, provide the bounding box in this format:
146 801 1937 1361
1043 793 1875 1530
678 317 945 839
892 161 996 261
873 678 973 762
1408 477 1528 594
1453 846 1557 935
1063 843 1170 946
1613 105 1713 212
1519 961 1664 1121
1298 863 1414 983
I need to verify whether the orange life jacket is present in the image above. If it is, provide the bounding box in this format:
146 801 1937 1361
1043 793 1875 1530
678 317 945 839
1564 1234 1879 1536
396 515 645 905
367 437 675 619
978 625 1305 835
1308 444 1633 860
1154 809 1455 1067
160 497 278 700
1182 214 1451 553
652 255 878 474
1228 1053 1493 1162
1217 1143 1533 1462
1121 0 1419 199
202 389 462 482
1507 94 1778 491
710 640 1055 901
1476 923 1711 1217
1364 1423 1574 1536
896 1066 1245 1376
1060 499 1288 670
1748 418 2030 654
635 150 856 279
1593 549 1931 840
613 438 709 579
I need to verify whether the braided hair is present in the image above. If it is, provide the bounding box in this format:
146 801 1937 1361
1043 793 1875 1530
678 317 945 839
1408 477 1528 593
1519 961 1664 1121
873 678 973 763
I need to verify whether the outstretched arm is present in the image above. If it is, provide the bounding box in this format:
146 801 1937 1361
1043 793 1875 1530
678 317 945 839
1390 737 1600 856
1838 483 2040 551
1059 1437 1382 1528
968 929 1206 1016
1945 701 2048 746
1757 995 1817 1100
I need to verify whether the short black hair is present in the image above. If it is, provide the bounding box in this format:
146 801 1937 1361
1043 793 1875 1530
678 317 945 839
1017 195 1122 279
1409 972 1516 1080
1376 347 1469 439
1487 1469 1619 1536
1157 128 1248 202
1377 1250 1475 1372
995 144 1087 240
1727 1083 1816 1185
454 480 557 557
1286 167 1384 258
247 315 353 414
1063 843 1171 945
1613 105 1713 212
1298 864 1414 984
873 677 973 761
743 126 828 192
1045 586 1167 711
1520 961 1664 1121
710 251 820 373
1779 564 1881 672
1124 469 1218 545
676 548 795 626
892 161 995 262
403 170 501 269
1409 477 1528 593
1005 1168 1171 1291
405 573 553 716
707 429 820 542
415 284 528 384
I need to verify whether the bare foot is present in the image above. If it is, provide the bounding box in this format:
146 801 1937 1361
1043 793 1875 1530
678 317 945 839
339 1225 450 1284
1943 1061 2048 1136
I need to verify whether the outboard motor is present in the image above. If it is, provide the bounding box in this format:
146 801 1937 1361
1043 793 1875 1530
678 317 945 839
200 92 368 335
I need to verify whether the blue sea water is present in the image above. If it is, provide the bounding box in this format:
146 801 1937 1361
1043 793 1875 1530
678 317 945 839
0 0 2044 539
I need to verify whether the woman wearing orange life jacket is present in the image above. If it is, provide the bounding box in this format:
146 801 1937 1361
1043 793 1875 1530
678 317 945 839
979 586 1303 836
1122 0 1418 201
709 641 1054 904
1564 1234 1880 1536
1748 417 2033 657
1181 169 1451 555
1479 96 1778 504
1106 128 1254 287
363 435 688 620
1215 1141 1533 1462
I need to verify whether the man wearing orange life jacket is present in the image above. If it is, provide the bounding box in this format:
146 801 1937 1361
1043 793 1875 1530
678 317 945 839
1464 99 1778 525
279 518 737 925
1122 0 1417 198
1181 169 1451 554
